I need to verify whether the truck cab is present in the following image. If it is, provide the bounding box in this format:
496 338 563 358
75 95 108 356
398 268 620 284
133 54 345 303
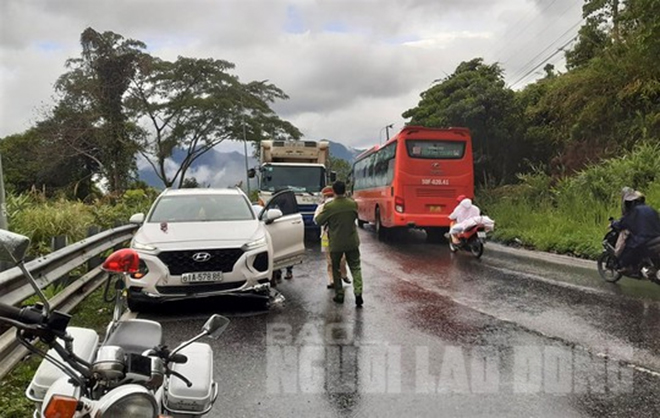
255 140 334 231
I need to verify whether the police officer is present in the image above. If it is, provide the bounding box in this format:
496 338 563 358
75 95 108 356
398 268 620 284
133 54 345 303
314 181 364 307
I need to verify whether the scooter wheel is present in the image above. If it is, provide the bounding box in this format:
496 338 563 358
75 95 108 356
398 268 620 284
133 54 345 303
470 242 484 258
597 253 622 283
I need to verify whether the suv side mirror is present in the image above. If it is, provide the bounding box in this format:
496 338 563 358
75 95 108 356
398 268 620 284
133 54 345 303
129 213 145 224
264 208 283 224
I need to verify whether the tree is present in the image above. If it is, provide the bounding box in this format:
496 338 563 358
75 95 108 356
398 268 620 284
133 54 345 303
328 155 352 182
0 129 97 198
403 58 524 185
127 56 302 188
54 28 145 194
565 20 611 70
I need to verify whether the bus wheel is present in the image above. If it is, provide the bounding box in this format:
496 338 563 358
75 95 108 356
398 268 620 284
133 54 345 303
375 207 388 241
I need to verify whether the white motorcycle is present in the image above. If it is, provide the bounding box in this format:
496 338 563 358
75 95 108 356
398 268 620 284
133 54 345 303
0 229 227 418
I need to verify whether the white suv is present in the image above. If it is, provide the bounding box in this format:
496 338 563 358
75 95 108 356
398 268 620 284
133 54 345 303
125 188 305 311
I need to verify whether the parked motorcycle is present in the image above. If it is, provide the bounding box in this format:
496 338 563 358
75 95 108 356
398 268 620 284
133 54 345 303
0 229 228 418
448 223 489 259
597 218 660 284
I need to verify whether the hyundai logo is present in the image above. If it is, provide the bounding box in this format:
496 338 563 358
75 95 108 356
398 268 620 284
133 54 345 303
192 252 212 262
431 162 441 168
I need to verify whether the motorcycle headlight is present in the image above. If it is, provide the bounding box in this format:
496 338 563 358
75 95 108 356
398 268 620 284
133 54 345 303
242 236 267 251
96 385 157 418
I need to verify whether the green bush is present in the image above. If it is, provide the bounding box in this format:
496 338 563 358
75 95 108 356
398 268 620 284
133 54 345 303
6 187 158 256
481 142 660 259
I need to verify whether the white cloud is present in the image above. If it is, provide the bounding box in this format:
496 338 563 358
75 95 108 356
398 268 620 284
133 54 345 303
0 0 582 149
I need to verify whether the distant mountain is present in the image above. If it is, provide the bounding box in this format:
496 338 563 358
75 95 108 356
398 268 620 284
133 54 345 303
328 141 365 162
138 140 362 189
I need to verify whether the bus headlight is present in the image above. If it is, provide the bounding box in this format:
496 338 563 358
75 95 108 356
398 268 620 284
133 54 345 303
96 385 158 418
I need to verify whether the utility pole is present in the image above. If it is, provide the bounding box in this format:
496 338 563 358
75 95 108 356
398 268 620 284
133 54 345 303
385 123 394 141
0 153 8 229
240 97 250 195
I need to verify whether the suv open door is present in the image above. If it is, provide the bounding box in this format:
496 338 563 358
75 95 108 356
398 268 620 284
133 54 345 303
261 190 306 270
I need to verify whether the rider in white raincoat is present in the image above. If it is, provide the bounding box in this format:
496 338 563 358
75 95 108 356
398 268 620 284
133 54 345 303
448 197 495 241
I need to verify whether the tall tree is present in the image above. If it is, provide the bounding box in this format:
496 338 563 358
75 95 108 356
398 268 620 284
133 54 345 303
55 28 145 194
0 128 97 198
403 58 524 185
126 56 301 188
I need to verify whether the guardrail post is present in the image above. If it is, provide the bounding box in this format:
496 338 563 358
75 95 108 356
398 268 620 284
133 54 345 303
52 235 69 288
87 226 101 270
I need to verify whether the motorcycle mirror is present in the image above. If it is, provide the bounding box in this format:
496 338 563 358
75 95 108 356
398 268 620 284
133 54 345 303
102 249 140 274
202 314 230 339
0 229 30 263
0 229 51 317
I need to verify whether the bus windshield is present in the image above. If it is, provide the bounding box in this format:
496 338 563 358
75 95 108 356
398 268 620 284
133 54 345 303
260 165 326 193
406 140 465 159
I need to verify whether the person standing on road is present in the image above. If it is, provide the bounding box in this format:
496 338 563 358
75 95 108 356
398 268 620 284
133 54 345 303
314 186 350 289
314 181 364 307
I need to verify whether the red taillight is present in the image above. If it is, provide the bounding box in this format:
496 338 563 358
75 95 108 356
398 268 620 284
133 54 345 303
395 196 405 213
44 395 78 418
102 248 140 274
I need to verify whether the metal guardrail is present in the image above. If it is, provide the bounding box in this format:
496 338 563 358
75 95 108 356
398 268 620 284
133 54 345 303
0 224 138 379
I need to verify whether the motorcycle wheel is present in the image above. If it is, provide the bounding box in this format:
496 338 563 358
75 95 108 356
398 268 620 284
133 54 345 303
470 242 484 258
597 252 622 283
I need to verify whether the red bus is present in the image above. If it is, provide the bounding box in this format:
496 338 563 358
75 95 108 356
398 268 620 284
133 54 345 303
351 126 474 241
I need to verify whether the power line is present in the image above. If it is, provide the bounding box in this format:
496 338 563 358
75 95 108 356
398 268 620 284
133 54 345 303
508 34 579 89
500 1 583 67
506 17 584 84
487 0 561 63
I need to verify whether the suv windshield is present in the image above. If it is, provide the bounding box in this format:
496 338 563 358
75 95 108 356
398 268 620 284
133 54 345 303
148 194 254 223
260 165 326 193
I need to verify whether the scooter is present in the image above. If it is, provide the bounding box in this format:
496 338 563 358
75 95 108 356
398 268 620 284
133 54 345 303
0 229 228 418
449 223 489 259
597 218 660 284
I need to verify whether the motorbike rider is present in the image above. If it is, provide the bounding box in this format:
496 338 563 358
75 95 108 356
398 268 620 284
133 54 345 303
614 188 660 273
448 195 481 244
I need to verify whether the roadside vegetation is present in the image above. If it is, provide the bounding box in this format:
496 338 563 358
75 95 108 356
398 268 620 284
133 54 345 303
479 144 660 259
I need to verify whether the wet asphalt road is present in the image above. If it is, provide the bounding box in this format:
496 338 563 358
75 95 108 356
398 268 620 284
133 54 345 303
141 227 660 417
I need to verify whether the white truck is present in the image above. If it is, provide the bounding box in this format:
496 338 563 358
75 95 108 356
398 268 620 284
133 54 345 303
253 139 334 231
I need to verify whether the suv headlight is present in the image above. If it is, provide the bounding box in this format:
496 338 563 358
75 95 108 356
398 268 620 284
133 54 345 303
132 240 158 252
242 236 267 251
96 385 157 418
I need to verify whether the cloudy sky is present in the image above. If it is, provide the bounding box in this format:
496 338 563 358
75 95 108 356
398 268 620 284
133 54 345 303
0 0 583 152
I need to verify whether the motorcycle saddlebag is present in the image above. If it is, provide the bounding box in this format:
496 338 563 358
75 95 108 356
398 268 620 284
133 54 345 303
26 327 99 403
163 342 216 416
